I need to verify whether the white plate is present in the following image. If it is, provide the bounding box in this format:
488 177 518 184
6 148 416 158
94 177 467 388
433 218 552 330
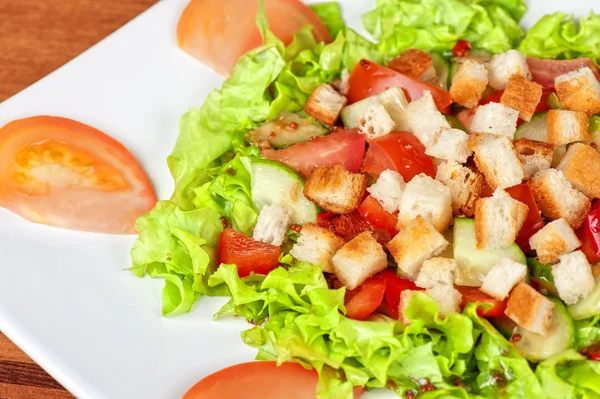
0 1 598 398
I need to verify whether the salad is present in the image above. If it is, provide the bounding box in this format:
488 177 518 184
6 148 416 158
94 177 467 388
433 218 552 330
130 0 600 398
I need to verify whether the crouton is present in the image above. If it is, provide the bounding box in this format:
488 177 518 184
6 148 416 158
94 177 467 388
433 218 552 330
367 169 405 214
399 289 419 325
488 50 531 90
415 257 456 289
475 189 528 249
388 49 437 84
358 99 397 140
397 174 453 232
304 84 347 125
555 67 600 115
406 91 450 148
331 232 388 290
303 165 367 214
450 60 488 108
436 161 486 217
557 143 600 199
470 103 519 139
506 282 555 336
552 250 595 305
253 205 292 246
500 74 543 121
480 258 528 300
528 169 591 229
513 138 554 180
289 223 345 273
387 216 449 279
427 284 463 318
546 109 590 147
529 219 581 264
468 132 524 189
425 128 472 164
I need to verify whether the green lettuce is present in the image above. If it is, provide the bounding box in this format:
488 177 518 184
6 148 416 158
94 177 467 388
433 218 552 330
575 316 600 350
311 2 346 38
536 350 600 398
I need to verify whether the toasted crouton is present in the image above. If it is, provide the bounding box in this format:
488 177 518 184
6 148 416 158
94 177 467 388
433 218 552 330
468 133 524 189
399 289 419 325
304 84 347 125
450 60 488 108
557 143 600 199
427 284 462 318
546 109 590 147
513 138 554 180
552 251 595 305
488 50 531 90
500 74 543 121
397 174 453 232
470 103 519 139
253 205 291 246
436 161 486 217
406 91 450 148
475 189 528 249
529 219 581 264
331 232 388 290
387 216 449 279
528 169 591 229
289 223 345 273
555 67 600 115
358 99 397 140
367 169 405 213
480 258 528 300
506 282 555 335
415 257 456 289
388 49 436 83
303 165 367 214
425 128 472 164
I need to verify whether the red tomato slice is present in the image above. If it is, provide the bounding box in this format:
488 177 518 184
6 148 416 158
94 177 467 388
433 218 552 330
361 132 436 181
457 286 507 317
263 130 366 177
380 269 420 320
345 274 386 320
347 59 452 112
505 184 544 253
217 228 281 277
577 224 600 264
183 361 364 399
356 195 398 235
0 116 156 234
317 211 391 244
451 40 471 57
177 0 331 76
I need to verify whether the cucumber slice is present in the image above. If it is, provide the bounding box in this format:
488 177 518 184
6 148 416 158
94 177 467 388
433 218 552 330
250 160 318 225
589 116 600 133
515 112 547 142
547 92 562 110
491 316 517 339
568 275 600 320
340 87 410 130
515 297 575 362
527 257 558 297
249 111 326 148
430 52 449 90
445 115 466 131
453 218 526 286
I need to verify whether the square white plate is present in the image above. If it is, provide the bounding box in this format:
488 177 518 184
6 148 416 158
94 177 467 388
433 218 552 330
0 1 598 398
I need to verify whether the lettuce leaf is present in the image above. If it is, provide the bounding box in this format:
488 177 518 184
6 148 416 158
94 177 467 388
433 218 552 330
575 316 600 350
310 2 346 39
536 350 600 398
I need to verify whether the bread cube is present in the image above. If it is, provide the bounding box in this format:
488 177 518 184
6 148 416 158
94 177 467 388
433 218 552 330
450 60 488 108
475 189 528 249
436 161 486 217
367 169 405 214
388 49 437 83
425 128 472 164
513 138 554 180
397 173 453 232
552 251 595 305
415 257 456 289
555 67 600 115
529 218 581 264
304 165 367 214
557 143 600 199
468 132 524 189
546 109 590 147
331 232 387 290
399 289 419 325
470 102 519 139
427 284 463 318
289 223 345 273
506 282 555 335
358 99 397 140
500 74 543 121
253 205 292 246
480 258 528 300
406 91 450 148
488 50 531 90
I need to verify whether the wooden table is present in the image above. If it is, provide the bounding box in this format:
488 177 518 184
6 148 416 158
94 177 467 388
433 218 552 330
0 0 157 396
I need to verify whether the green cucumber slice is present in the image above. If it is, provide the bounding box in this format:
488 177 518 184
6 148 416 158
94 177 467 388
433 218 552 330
527 257 558 297
340 87 409 130
491 316 517 339
515 112 547 142
249 111 326 148
547 92 562 110
445 115 466 131
568 275 600 320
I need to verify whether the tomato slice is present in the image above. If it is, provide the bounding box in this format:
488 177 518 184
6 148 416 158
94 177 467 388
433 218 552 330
184 361 364 399
217 228 281 277
356 195 398 235
457 286 507 317
0 116 156 234
505 184 544 253
177 0 331 76
263 130 366 177
347 59 452 112
361 132 436 181
452 40 471 57
317 211 391 244
380 269 420 320
345 274 386 320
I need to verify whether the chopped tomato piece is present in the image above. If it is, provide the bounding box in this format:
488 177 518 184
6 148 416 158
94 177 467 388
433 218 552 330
380 269 420 320
527 57 600 88
456 107 476 133
452 40 471 57
361 132 436 181
345 274 386 320
583 208 600 258
457 286 507 317
356 195 398 235
347 59 452 112
577 225 600 264
318 211 391 244
505 184 544 253
0 116 156 234
217 228 281 277
262 130 365 177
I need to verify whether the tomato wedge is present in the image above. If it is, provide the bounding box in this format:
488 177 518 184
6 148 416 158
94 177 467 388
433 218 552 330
345 274 386 320
183 361 364 399
356 195 398 235
0 116 156 234
177 0 331 76
457 286 507 317
347 59 452 112
505 184 544 253
361 132 436 181
217 228 281 277
263 130 365 177
577 225 600 264
380 269 420 320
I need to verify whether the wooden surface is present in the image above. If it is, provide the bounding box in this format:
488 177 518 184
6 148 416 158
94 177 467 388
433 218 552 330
0 0 157 396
